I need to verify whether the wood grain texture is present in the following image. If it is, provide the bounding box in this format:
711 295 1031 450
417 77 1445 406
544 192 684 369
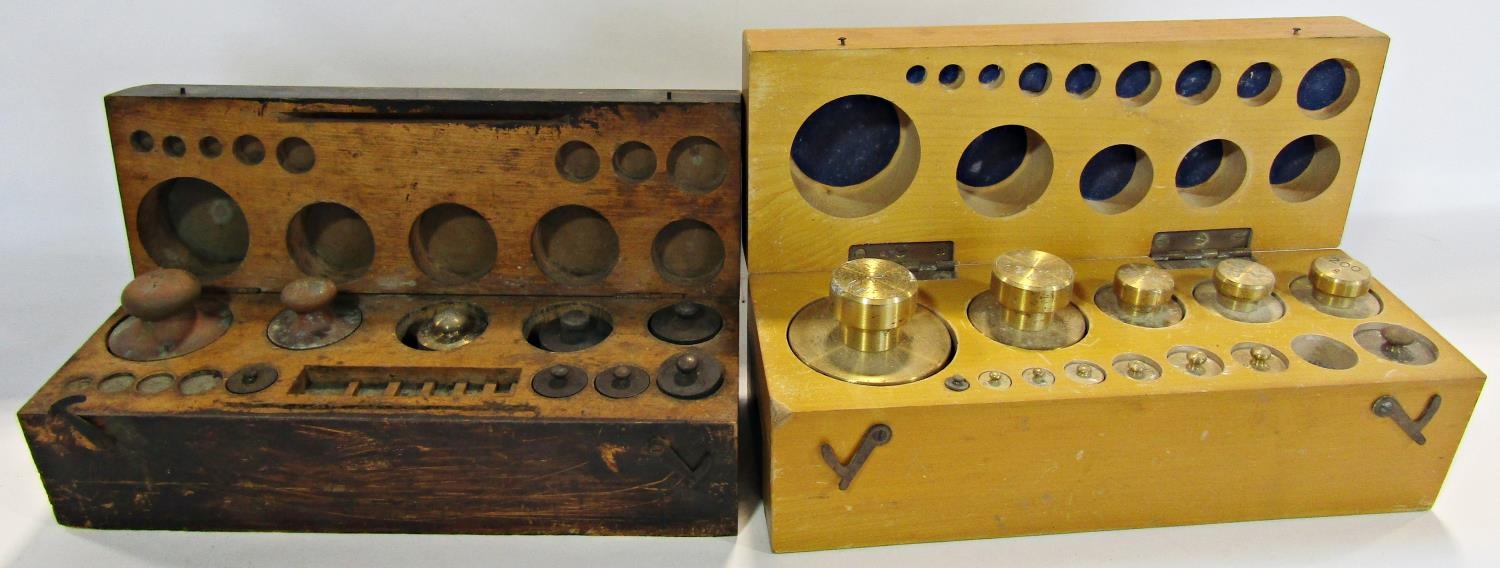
744 17 1386 273
107 85 742 297
749 249 1484 551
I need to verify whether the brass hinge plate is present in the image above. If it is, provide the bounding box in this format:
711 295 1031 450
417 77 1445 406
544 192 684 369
1150 228 1254 268
849 241 956 280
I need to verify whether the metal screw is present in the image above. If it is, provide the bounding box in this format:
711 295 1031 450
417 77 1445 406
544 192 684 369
945 375 970 392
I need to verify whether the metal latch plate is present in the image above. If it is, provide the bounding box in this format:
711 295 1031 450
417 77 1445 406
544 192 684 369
849 241 955 280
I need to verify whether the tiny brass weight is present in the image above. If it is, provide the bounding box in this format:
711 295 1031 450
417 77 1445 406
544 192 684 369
830 258 918 352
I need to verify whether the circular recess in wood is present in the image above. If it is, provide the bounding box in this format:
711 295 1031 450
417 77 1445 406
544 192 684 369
276 137 315 173
1291 334 1359 370
1298 59 1359 118
1080 144 1153 214
1019 63 1050 94
652 219 725 285
555 140 600 183
178 370 222 395
938 64 964 89
1175 139 1245 207
137 177 250 281
667 136 728 193
129 130 154 152
523 301 614 352
789 94 921 218
1269 135 1340 202
136 373 175 394
409 203 497 284
612 141 656 182
287 202 376 282
956 125 1053 217
1175 60 1220 104
532 205 619 283
1115 61 1161 106
1065 64 1099 97
906 65 926 85
233 135 265 165
977 64 1002 88
1237 62 1281 106
199 136 223 158
98 373 135 393
162 136 187 158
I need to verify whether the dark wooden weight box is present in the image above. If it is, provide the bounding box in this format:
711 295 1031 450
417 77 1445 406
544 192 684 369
18 85 742 535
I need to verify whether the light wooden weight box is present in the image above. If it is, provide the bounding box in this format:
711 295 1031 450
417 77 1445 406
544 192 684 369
744 18 1485 551
19 86 744 535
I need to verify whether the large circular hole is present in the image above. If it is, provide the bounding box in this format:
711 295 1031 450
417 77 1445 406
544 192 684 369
1175 60 1220 104
955 125 1053 217
1298 59 1359 118
129 130 154 152
1019 63 1050 94
137 177 250 280
409 203 497 284
1175 139 1245 207
613 141 656 182
667 137 727 193
1269 135 1340 202
789 94 921 218
1080 145 1153 214
1237 62 1281 106
1065 64 1099 97
277 137 315 173
652 219 725 285
233 135 265 165
1115 61 1161 106
287 202 375 282
555 140 600 183
532 205 619 283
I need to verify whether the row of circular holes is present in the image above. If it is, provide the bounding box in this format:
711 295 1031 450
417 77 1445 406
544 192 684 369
555 137 730 193
129 131 315 174
906 59 1355 117
70 370 224 396
140 178 727 286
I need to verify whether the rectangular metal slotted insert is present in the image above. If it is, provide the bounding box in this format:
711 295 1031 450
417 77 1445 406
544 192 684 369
295 366 521 397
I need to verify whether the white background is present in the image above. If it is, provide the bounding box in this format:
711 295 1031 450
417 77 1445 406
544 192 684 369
2 0 1497 566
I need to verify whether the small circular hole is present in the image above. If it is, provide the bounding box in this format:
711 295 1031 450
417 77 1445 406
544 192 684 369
789 94 921 218
652 219 725 286
1065 64 1099 97
1175 139 1246 207
198 136 223 158
956 125 1053 217
233 135 265 165
1175 60 1220 104
98 373 135 393
977 64 1002 87
276 137 315 173
667 137 727 193
939 64 964 88
1291 334 1359 370
906 65 927 85
612 141 656 182
1269 135 1340 202
129 130 154 152
532 205 620 284
1237 62 1281 105
1116 61 1161 106
64 376 93 391
137 373 175 394
1019 63 1050 94
179 370 222 395
555 140 600 183
136 177 250 280
1080 144 1153 214
162 136 187 158
287 202 376 282
1298 59 1359 118
409 203 497 284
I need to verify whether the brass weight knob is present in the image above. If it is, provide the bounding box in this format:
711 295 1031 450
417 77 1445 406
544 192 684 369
992 249 1074 331
108 268 230 361
1309 254 1372 307
1212 258 1275 311
268 277 361 350
1113 263 1175 314
830 258 918 352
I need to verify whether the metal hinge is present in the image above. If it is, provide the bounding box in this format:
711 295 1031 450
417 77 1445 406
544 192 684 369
1150 228 1254 269
849 241 956 280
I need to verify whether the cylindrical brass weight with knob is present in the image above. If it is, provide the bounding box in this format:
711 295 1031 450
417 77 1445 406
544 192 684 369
969 249 1087 349
1193 257 1286 323
107 268 233 361
830 258 918 351
1095 263 1182 328
267 277 362 350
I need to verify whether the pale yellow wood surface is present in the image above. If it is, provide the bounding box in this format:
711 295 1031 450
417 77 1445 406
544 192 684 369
750 250 1484 551
745 18 1386 274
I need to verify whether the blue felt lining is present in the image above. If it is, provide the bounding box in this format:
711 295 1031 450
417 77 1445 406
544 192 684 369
790 95 902 188
978 64 1002 85
1269 136 1316 184
1237 62 1275 99
1116 61 1154 98
1065 64 1099 95
939 64 963 86
1019 63 1050 93
1176 140 1223 188
906 65 927 85
1298 59 1346 111
1081 145 1139 201
1176 60 1215 98
956 125 1028 187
